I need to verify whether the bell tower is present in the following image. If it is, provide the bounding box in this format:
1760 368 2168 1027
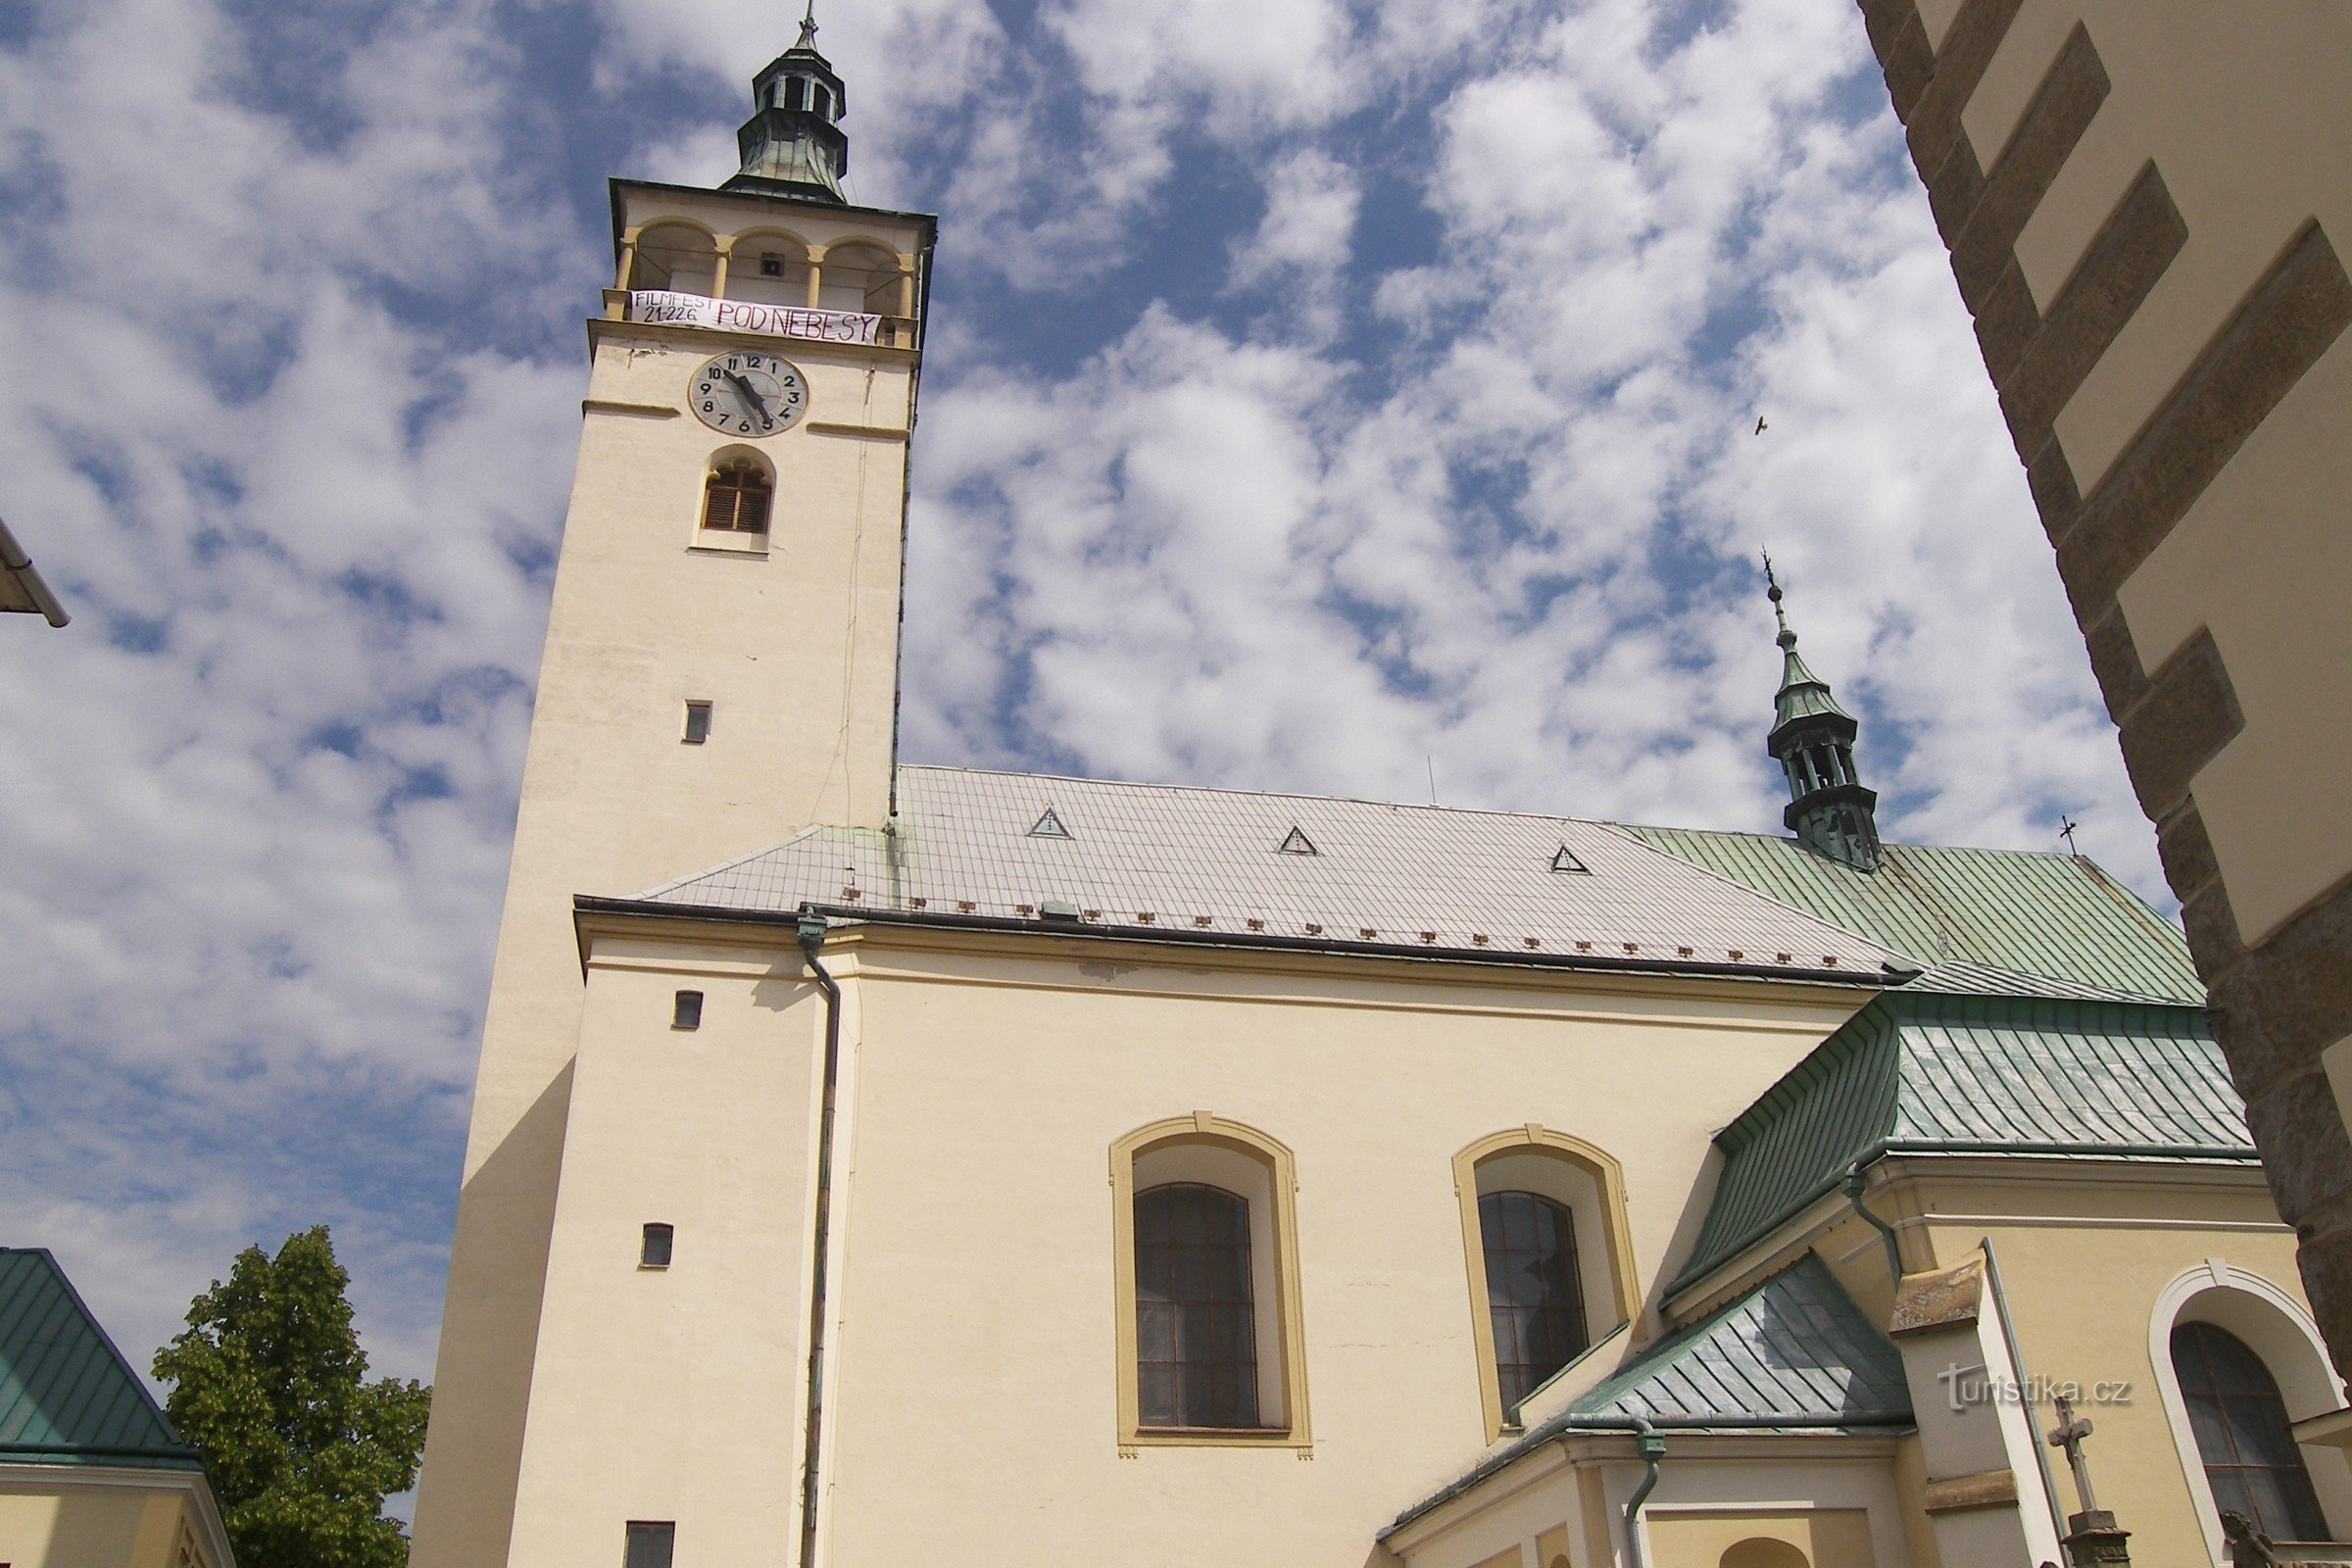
726 4 850 203
1762 558 1884 873
409 17 934 1561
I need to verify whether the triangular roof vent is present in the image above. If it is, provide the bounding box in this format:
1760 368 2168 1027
1550 845 1591 874
1027 808 1072 839
1276 826 1318 857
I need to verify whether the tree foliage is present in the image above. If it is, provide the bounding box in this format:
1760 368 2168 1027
154 1226 430 1568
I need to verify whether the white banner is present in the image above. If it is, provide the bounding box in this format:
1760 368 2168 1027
629 290 882 346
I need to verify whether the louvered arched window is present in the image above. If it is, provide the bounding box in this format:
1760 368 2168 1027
2172 1320 2331 1542
702 461 772 535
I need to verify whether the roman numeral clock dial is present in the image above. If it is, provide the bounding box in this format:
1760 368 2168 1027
690 351 810 436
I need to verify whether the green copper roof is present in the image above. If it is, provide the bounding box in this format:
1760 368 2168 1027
1617 826 2203 1004
1565 1254 1911 1426
0 1249 202 1469
1385 1255 1910 1537
1668 986 2252 1297
1774 645 1853 732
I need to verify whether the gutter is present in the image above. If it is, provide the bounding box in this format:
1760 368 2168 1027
0 1441 203 1464
795 911 847 1568
572 896 1902 991
0 516 69 626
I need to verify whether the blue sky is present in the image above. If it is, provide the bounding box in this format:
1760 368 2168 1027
0 0 2152 1401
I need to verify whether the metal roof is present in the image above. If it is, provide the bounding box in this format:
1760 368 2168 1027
1618 825 2202 1004
0 1249 201 1469
1564 1254 1911 1426
629 766 1909 979
1386 1255 1910 1537
1669 985 2253 1296
1773 646 1852 733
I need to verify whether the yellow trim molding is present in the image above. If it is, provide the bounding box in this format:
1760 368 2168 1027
1107 1113 1312 1450
1453 1125 1642 1441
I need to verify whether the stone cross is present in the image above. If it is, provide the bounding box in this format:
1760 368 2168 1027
2048 1396 2100 1513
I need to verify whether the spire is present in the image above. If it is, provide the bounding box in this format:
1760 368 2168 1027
722 2 849 204
1760 555 1883 873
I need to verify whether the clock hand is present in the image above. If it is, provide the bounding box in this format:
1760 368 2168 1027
722 370 768 419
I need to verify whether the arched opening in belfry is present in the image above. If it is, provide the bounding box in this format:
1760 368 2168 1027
817 241 902 318
628 222 718 296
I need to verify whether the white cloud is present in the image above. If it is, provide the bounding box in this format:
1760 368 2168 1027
1227 147 1362 327
0 0 590 1382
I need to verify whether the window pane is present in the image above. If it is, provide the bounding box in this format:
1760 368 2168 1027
1479 1190 1591 1416
624 1522 674 1568
1138 1364 1177 1427
640 1223 673 1268
2170 1323 2331 1542
1134 1183 1262 1430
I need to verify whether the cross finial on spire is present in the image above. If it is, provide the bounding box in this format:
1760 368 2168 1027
1762 550 1795 649
798 0 818 49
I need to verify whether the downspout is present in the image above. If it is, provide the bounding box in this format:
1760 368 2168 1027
1843 1164 1904 1285
796 910 846 1568
1622 1420 1665 1568
1983 1236 2070 1548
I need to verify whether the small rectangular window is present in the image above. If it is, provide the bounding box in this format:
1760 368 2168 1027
623 1521 675 1568
640 1223 674 1269
672 990 704 1029
681 703 711 745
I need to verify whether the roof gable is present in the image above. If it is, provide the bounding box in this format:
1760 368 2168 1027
0 1249 200 1468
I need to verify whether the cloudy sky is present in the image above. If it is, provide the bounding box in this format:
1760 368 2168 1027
0 0 2151 1411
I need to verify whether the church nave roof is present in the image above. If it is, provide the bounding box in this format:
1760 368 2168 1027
619 764 1915 983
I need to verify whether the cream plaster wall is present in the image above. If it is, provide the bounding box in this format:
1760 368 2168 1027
1955 2 2352 948
504 940 827 1567
1642 1506 1873 1568
408 183 928 1568
521 921 1864 1568
1392 1444 1908 1568
1920 1204 2336 1565
0 1478 212 1568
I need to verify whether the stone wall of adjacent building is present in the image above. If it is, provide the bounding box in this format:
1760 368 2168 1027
1850 0 2352 1377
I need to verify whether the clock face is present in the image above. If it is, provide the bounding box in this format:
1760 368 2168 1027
689 351 809 437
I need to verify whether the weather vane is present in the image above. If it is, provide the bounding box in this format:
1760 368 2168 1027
2060 815 2082 855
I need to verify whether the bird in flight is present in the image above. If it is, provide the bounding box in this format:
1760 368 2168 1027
1754 416 1768 435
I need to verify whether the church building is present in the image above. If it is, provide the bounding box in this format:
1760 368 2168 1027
408 20 2352 1568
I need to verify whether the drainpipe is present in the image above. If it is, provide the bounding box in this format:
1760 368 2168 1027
1843 1164 1904 1286
1622 1420 1665 1568
796 910 846 1568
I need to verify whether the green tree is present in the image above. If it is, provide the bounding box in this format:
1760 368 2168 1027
154 1226 431 1568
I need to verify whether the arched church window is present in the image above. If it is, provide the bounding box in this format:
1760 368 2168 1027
1479 1190 1589 1411
1135 1183 1257 1429
2172 1320 2331 1541
703 461 772 535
